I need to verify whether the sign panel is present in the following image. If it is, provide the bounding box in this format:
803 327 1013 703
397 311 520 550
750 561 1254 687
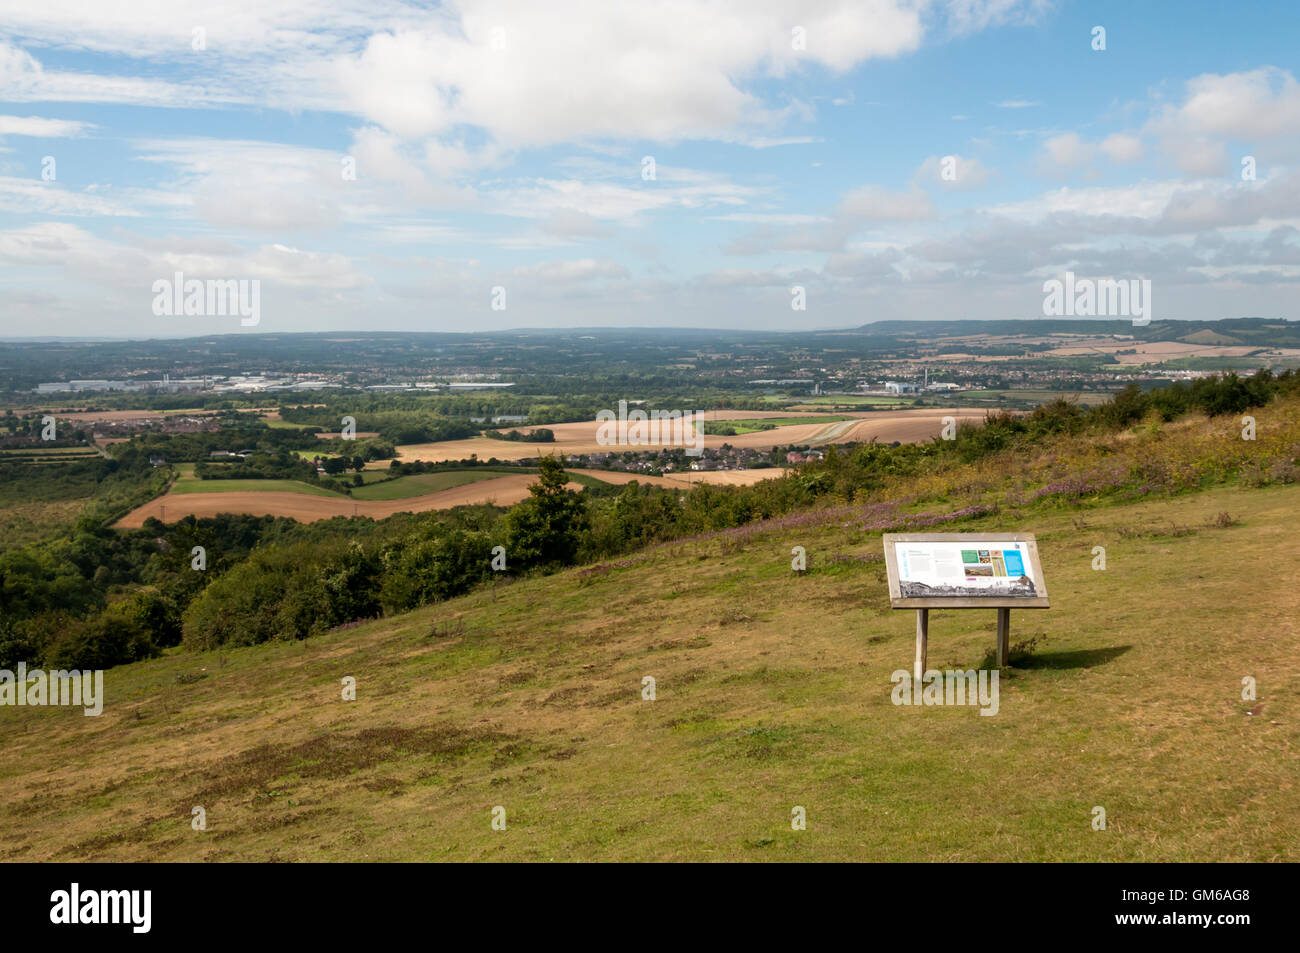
883 532 1050 609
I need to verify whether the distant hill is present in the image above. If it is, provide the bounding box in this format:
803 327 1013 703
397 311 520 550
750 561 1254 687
853 317 1300 346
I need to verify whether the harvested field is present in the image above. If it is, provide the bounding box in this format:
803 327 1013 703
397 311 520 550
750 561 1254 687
393 408 986 462
114 475 583 527
112 466 781 527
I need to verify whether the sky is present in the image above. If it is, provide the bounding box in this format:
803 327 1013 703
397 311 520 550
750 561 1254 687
0 0 1298 338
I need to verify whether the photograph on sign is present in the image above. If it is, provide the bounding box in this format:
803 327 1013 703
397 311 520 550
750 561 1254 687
892 540 1038 599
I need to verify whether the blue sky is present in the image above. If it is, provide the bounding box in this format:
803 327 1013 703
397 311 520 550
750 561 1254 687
1 0 1298 337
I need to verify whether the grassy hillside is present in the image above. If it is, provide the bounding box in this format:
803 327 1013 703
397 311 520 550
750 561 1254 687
2 476 1296 860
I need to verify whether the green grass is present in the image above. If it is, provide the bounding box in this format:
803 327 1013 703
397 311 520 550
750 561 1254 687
0 445 99 456
961 389 1116 406
708 415 853 434
0 445 102 465
170 476 345 497
2 478 1296 861
351 469 525 500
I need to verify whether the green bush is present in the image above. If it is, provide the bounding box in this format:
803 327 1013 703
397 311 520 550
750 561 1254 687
504 456 588 569
44 605 159 670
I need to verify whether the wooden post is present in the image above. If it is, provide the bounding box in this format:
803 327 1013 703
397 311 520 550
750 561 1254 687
914 608 929 682
996 608 1011 668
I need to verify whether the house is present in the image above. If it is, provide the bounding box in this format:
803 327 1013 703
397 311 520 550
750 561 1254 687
148 454 167 467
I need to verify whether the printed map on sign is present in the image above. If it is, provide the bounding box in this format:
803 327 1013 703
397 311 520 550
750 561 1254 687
893 540 1038 599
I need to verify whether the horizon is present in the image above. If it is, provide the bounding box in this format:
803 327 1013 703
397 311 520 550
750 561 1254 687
2 314 1298 346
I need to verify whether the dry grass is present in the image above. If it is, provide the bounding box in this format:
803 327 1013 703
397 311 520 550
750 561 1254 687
3 480 1296 861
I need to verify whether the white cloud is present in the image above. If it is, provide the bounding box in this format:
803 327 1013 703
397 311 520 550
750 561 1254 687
329 1 921 149
1168 67 1300 141
837 184 935 220
710 213 832 225
511 258 628 282
0 40 243 108
945 0 1055 34
1145 68 1300 175
0 176 140 216
0 114 94 137
1099 133 1144 163
1041 132 1093 169
2 3 1040 150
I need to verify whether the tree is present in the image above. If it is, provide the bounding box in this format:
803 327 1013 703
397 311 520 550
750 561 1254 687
45 606 158 670
503 455 588 569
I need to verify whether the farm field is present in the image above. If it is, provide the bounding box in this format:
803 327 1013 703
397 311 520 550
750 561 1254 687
13 481 1298 861
0 448 102 464
21 408 214 422
708 416 851 435
170 478 343 497
391 408 985 463
0 445 100 457
112 464 785 526
350 468 534 500
113 474 587 527
960 389 1117 407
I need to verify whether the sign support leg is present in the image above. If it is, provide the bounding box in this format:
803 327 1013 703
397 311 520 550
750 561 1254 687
914 608 929 682
996 608 1010 668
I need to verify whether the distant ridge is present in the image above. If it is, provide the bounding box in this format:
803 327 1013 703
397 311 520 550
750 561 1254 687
851 316 1300 345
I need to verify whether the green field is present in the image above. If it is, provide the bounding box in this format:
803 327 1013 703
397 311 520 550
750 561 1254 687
169 467 344 498
259 416 318 430
0 445 99 456
959 389 1117 407
169 465 574 501
0 445 101 464
350 468 528 500
709 415 852 435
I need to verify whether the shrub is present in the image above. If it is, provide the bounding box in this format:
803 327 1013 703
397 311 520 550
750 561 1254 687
44 605 159 670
